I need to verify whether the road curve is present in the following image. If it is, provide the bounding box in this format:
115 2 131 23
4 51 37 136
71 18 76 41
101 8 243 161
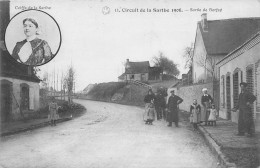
0 99 220 168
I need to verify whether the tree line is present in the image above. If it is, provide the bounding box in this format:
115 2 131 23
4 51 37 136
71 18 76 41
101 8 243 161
40 65 76 105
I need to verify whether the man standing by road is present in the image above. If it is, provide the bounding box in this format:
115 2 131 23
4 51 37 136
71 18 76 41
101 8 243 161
155 90 166 120
167 90 183 127
234 82 256 137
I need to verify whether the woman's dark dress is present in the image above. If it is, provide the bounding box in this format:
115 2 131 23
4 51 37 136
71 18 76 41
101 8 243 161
201 94 213 122
12 38 52 65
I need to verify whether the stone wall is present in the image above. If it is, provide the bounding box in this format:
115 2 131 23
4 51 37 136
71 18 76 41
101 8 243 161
167 82 213 112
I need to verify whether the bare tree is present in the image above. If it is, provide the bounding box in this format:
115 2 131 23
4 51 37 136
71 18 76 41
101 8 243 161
196 55 219 108
64 65 75 104
182 43 194 69
196 54 217 82
42 71 50 89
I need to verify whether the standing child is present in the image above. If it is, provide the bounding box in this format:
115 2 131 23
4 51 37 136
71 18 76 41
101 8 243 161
49 97 59 126
208 104 218 126
190 99 201 130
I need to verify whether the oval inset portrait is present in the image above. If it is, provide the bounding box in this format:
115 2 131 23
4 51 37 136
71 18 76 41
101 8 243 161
5 9 61 66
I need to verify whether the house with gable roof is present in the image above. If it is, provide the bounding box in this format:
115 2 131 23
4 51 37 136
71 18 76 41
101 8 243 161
118 59 163 82
193 13 260 84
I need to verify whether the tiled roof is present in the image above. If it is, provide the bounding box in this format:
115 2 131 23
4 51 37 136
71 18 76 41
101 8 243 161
0 50 41 83
217 31 260 67
199 18 260 55
125 61 150 74
118 73 125 80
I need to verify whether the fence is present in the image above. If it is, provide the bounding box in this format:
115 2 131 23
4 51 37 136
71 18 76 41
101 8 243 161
126 80 152 89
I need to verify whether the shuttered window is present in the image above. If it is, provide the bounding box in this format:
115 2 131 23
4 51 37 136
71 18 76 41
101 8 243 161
233 72 239 108
246 67 254 94
255 61 260 114
246 66 254 119
221 75 225 108
226 75 231 120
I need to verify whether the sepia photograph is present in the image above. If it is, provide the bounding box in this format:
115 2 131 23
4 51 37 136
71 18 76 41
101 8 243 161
4 9 61 66
0 0 260 168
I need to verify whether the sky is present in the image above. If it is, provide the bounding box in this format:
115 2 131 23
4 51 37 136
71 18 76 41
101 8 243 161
9 0 260 91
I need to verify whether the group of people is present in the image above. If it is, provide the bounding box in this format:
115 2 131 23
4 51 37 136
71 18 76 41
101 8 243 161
143 87 214 128
143 82 256 137
143 89 183 127
189 88 218 130
143 89 166 125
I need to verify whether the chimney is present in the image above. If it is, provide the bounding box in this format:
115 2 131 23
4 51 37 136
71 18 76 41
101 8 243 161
201 13 208 31
125 59 130 69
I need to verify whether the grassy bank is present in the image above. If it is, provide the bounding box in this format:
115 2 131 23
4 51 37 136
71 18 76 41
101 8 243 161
80 82 149 107
86 82 127 102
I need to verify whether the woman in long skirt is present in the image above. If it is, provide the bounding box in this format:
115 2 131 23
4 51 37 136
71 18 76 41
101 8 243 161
201 88 213 126
143 89 156 125
208 104 218 126
144 102 155 124
190 99 201 130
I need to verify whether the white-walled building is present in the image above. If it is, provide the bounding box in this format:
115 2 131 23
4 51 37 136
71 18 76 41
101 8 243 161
192 14 260 84
0 2 40 122
218 32 260 129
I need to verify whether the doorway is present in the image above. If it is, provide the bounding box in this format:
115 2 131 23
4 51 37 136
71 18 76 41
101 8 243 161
1 80 12 122
20 83 29 111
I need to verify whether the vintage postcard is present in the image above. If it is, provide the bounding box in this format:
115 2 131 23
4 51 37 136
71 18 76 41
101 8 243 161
0 0 260 167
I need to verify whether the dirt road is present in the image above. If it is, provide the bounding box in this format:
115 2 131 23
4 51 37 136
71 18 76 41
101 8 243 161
0 99 220 168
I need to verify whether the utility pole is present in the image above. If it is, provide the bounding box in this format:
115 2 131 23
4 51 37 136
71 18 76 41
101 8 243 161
61 72 63 100
73 81 75 97
130 83 132 100
53 67 55 97
57 71 58 99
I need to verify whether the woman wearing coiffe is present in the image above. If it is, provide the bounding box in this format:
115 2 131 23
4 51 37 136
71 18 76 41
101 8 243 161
201 88 213 126
143 89 156 125
12 17 53 66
